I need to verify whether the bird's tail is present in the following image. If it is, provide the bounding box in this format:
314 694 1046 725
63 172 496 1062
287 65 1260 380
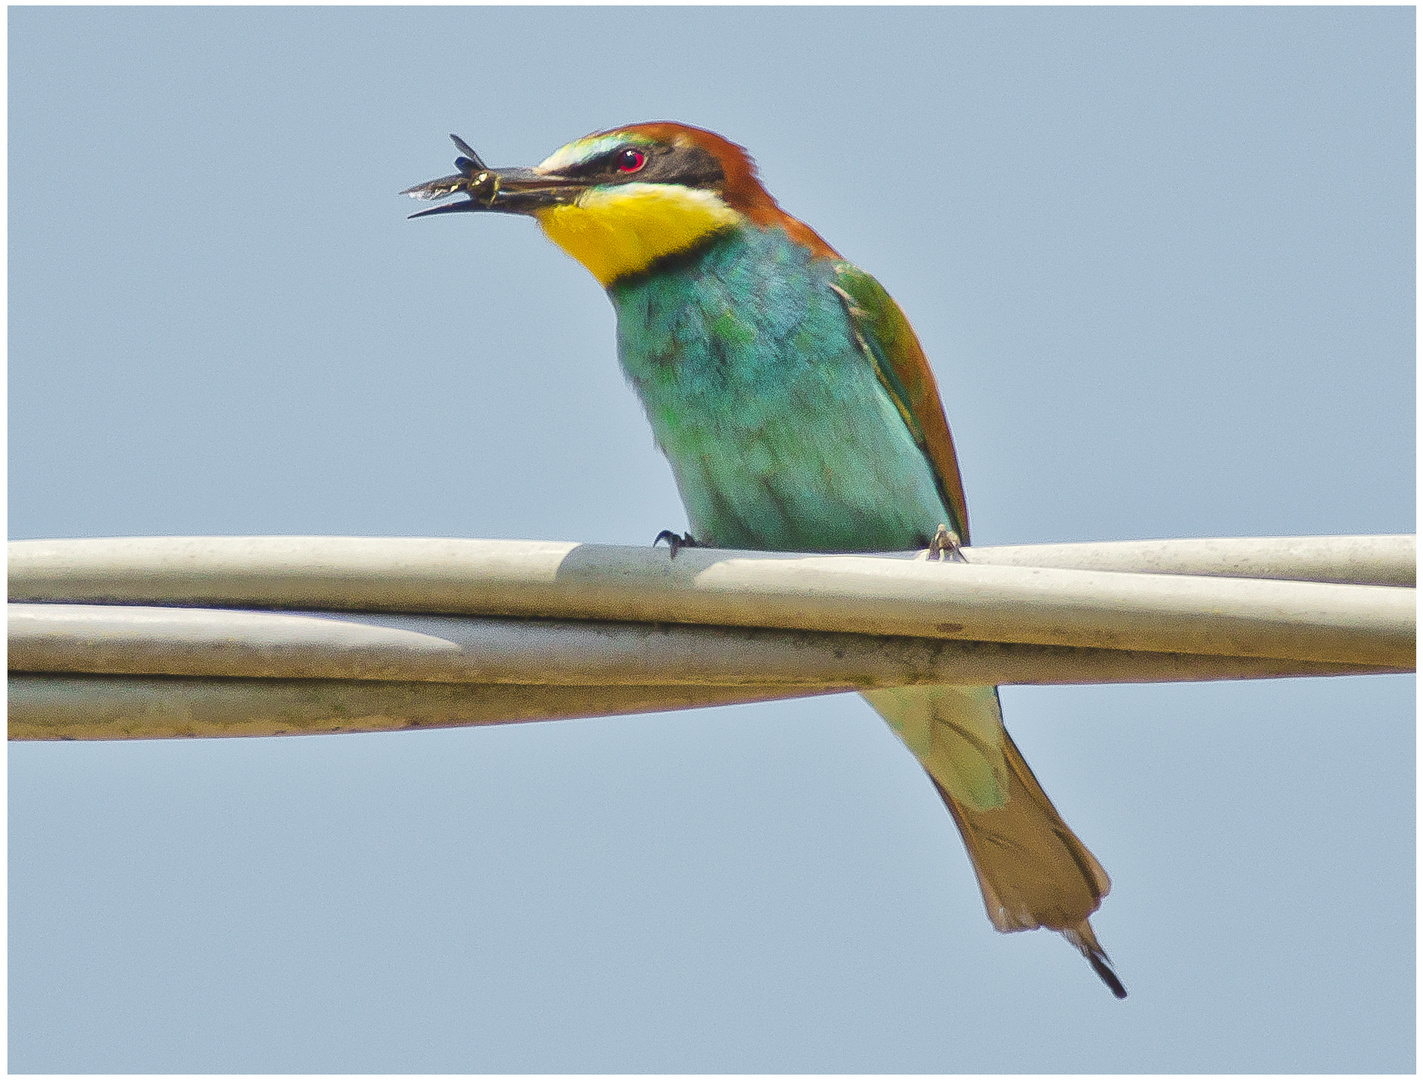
863 684 1126 998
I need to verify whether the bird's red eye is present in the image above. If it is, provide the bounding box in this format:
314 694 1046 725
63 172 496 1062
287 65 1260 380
617 148 646 173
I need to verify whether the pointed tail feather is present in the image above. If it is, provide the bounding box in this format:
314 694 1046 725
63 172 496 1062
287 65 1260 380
1062 922 1128 999
927 732 1125 997
865 685 1124 996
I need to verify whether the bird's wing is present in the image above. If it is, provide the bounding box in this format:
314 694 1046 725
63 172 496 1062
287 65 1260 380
831 262 971 543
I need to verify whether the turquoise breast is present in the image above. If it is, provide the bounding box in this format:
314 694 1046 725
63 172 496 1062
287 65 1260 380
609 225 951 553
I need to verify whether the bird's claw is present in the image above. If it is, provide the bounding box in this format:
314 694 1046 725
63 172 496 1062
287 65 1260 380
927 523 964 561
653 530 700 559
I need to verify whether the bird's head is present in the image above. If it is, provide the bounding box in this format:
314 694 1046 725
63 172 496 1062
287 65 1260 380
403 122 836 286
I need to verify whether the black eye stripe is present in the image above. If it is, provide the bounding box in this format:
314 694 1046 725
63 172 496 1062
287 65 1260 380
563 143 723 187
566 146 651 177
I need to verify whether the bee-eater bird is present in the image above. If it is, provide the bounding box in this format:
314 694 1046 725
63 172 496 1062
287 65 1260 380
404 122 1126 998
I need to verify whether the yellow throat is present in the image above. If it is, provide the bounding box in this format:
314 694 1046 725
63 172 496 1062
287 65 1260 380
533 183 742 287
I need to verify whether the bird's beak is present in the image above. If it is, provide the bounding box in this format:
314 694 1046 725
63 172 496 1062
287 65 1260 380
401 133 584 218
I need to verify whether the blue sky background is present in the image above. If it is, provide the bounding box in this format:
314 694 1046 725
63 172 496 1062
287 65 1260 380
9 6 1415 1072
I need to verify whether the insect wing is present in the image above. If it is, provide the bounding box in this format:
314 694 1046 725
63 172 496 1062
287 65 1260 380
400 172 470 201
448 133 489 172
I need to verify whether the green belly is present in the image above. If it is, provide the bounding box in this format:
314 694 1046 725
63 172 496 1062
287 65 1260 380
610 226 950 553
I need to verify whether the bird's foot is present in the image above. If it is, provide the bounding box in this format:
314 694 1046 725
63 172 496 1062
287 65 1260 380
653 530 700 559
927 523 964 561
